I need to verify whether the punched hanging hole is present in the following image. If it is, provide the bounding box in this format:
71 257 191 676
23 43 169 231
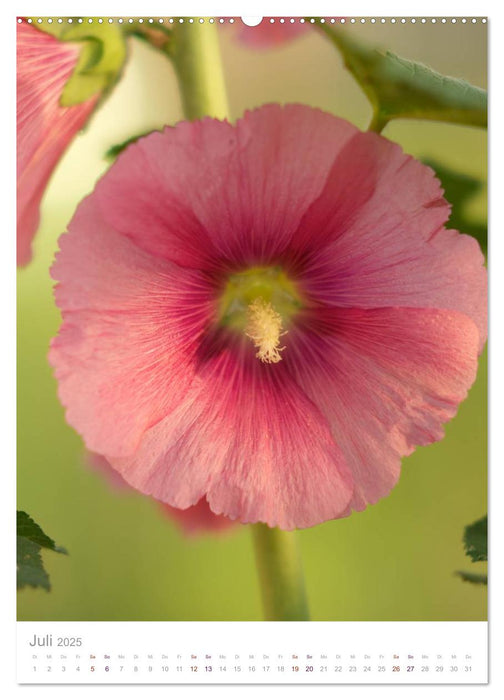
241 17 263 27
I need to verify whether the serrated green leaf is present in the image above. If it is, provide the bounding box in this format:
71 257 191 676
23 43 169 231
17 537 51 591
463 515 487 562
455 571 488 585
17 511 67 592
320 25 487 131
423 159 487 252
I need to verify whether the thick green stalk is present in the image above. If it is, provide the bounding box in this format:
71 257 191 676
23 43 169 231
167 19 309 623
252 524 310 620
170 21 229 121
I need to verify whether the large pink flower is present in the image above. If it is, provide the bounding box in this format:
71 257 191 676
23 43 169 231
49 104 487 530
17 21 98 266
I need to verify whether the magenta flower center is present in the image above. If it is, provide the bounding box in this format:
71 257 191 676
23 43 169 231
217 265 303 363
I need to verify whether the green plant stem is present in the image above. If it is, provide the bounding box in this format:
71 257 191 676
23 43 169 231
160 20 309 623
170 21 230 121
252 524 310 620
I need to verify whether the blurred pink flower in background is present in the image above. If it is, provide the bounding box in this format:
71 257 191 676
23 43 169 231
228 17 342 48
86 451 131 492
87 452 236 536
159 500 236 535
50 104 487 530
230 17 309 48
17 21 98 266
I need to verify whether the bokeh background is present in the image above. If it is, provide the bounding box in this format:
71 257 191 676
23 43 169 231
17 18 487 621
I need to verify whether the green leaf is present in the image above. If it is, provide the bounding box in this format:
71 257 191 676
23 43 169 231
319 25 487 131
423 159 487 252
17 511 67 592
17 537 51 591
455 571 488 585
28 19 128 107
463 515 487 562
17 511 67 552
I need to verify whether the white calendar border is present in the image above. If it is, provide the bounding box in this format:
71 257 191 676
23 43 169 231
16 620 488 685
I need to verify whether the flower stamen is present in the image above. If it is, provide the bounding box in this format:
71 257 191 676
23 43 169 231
245 297 286 364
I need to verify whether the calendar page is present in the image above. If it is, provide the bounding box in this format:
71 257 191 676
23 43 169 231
16 11 488 687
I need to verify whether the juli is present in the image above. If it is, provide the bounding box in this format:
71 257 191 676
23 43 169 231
28 634 52 647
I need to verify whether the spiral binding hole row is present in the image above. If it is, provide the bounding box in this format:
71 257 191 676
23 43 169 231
17 17 488 25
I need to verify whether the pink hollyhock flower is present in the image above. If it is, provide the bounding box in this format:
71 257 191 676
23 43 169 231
87 452 235 535
49 104 487 530
17 21 98 266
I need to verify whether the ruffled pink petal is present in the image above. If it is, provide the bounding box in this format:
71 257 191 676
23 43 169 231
231 18 309 48
290 132 487 350
93 105 358 270
17 22 97 266
160 500 236 535
284 306 480 512
108 344 354 530
49 195 215 457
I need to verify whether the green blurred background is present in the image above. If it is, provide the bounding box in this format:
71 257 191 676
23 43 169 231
17 19 487 621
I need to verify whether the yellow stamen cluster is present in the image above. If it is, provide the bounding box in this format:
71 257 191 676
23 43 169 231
245 297 286 364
